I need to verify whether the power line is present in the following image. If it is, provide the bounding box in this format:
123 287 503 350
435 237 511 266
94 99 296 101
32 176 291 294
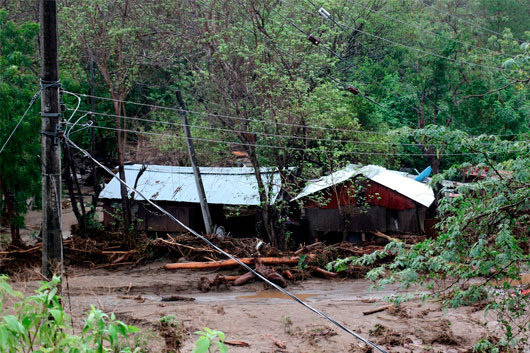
345 0 514 59
65 123 526 157
299 0 500 134
73 108 517 148
63 135 389 353
0 90 41 155
70 108 453 147
417 0 526 44
65 91 528 138
65 91 395 135
302 2 515 72
273 0 444 127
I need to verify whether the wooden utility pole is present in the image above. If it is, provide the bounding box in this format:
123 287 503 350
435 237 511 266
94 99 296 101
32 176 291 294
176 91 213 234
40 0 63 279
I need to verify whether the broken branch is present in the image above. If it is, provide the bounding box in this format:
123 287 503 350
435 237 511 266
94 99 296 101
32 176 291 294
362 304 392 316
266 334 286 349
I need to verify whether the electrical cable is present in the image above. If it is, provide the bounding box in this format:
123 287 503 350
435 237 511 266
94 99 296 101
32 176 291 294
71 108 457 147
416 0 526 44
345 0 514 59
65 122 525 157
65 91 529 138
64 134 390 353
272 1 442 127
0 90 41 155
65 91 396 135
298 0 500 133
300 0 515 72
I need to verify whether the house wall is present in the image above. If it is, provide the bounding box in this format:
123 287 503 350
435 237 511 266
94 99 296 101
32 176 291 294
302 180 426 238
102 200 257 235
102 200 193 232
303 180 416 210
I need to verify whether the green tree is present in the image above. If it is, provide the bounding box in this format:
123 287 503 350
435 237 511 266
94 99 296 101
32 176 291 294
0 10 40 245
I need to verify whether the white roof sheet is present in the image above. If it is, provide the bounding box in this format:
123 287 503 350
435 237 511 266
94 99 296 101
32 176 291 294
100 164 282 206
292 164 435 207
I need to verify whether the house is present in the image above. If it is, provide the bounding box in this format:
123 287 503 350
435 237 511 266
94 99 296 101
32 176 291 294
291 165 435 243
99 164 282 236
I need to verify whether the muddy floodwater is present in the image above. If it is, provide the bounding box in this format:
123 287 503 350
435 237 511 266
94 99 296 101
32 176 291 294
13 261 496 352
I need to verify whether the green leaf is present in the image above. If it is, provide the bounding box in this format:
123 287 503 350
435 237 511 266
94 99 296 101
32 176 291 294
108 324 118 346
0 326 9 347
192 336 211 353
215 340 229 353
4 315 24 334
49 309 63 324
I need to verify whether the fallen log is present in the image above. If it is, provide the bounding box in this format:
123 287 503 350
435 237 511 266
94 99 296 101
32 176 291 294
164 256 305 270
255 259 287 288
362 304 392 316
233 272 255 286
310 266 338 278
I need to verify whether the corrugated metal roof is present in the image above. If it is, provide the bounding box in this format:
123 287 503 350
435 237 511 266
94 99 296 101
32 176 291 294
291 164 435 207
99 164 282 206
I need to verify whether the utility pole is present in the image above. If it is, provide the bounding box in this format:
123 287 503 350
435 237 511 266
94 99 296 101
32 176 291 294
176 91 213 234
40 0 63 280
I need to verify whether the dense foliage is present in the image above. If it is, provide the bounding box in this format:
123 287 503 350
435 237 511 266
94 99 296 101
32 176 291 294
0 10 40 244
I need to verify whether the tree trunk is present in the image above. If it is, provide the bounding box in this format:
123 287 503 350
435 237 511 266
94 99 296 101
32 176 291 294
63 144 87 232
0 178 22 245
113 98 132 230
247 146 278 248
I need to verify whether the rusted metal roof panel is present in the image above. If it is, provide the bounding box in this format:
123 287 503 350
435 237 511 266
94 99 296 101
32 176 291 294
100 164 282 206
292 165 434 207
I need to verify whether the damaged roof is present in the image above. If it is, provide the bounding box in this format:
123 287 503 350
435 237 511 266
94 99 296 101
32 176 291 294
292 164 435 207
100 164 282 206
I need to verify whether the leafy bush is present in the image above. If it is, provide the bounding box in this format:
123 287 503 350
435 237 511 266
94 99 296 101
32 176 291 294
0 275 140 352
192 327 228 353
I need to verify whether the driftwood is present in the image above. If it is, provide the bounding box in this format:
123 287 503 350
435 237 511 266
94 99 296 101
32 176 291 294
233 272 256 286
266 334 286 349
198 274 230 292
164 256 304 270
116 295 145 303
0 239 73 255
255 259 287 287
293 242 323 255
309 266 338 278
233 258 287 287
160 295 195 302
282 270 294 280
372 231 402 243
362 304 392 316
224 340 250 347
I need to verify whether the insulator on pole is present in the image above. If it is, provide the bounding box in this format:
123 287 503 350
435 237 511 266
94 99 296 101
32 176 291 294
307 33 321 45
318 7 331 20
346 85 360 95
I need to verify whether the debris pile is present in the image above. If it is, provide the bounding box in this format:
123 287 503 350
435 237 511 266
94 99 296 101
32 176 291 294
1 230 397 281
